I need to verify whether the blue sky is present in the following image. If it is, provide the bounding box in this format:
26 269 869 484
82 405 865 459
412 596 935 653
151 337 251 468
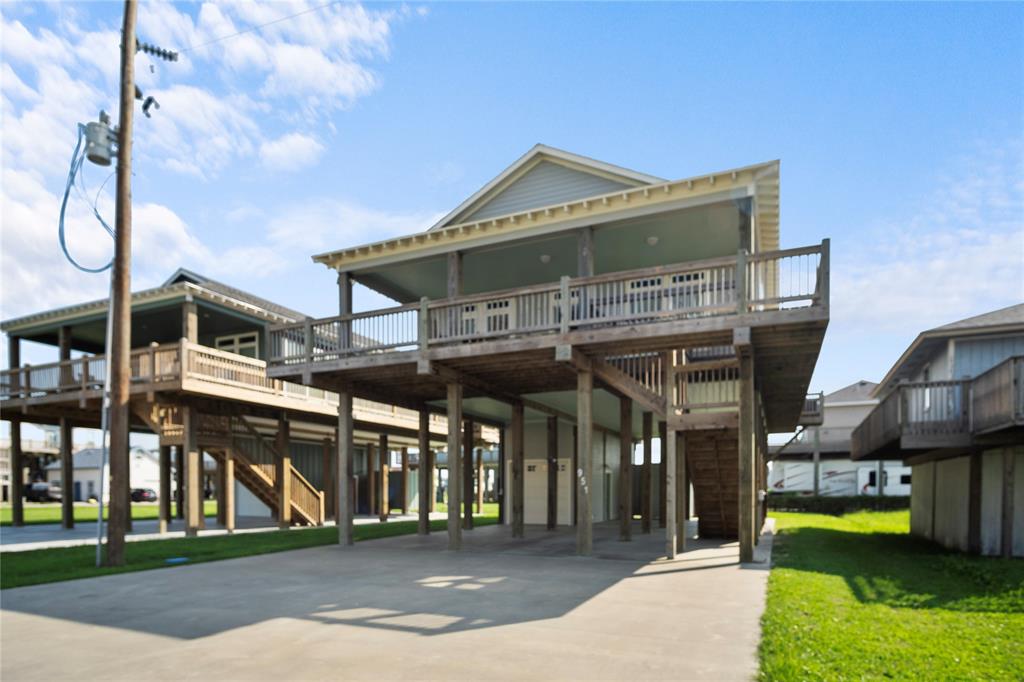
2 1 1023 445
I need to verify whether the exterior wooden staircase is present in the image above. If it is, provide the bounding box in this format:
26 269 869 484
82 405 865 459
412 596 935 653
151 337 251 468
685 428 739 538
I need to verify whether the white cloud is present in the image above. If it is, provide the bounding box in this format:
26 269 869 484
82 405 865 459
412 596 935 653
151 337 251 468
259 132 324 172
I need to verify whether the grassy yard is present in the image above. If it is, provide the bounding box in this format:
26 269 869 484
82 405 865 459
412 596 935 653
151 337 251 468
760 510 1024 681
0 501 217 526
1 513 498 590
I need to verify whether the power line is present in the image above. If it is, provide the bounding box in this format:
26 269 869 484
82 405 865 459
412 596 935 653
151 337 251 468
179 1 340 53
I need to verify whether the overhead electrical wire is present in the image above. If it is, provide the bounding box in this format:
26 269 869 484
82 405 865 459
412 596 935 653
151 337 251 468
59 123 116 273
178 0 341 53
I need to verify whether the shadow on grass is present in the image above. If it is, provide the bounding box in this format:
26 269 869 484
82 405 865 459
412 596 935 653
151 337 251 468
773 526 1024 614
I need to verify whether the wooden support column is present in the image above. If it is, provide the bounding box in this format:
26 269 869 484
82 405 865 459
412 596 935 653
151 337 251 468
967 451 982 553
223 449 235 533
182 299 198 342
10 418 23 527
877 460 885 497
658 421 667 528
738 349 756 563
619 397 632 541
475 445 484 514
447 251 463 297
322 437 334 520
812 427 821 496
215 456 227 527
58 325 72 388
337 391 354 546
59 417 74 529
577 226 595 276
277 417 292 529
418 410 431 535
400 447 409 515
429 449 437 513
576 368 594 556
511 403 525 538
676 431 686 550
641 412 653 534
184 407 201 537
462 419 473 530
665 425 677 559
1002 449 1016 559
378 433 389 522
367 443 376 516
158 445 171 533
497 424 506 525
572 425 578 526
547 416 558 530
175 445 184 519
447 383 463 550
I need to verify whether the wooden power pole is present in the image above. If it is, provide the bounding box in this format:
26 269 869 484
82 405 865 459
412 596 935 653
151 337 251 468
106 0 137 566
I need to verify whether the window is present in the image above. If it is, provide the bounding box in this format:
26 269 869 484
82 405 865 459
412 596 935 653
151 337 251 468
215 332 259 359
900 474 911 485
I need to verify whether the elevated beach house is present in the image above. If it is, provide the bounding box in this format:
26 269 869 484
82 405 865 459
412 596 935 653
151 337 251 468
1 269 484 533
852 304 1024 557
267 145 829 560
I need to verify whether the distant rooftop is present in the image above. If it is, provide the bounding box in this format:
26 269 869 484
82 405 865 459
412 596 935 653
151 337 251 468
826 380 878 404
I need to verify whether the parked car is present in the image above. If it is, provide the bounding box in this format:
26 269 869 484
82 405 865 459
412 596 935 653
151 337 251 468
131 488 157 502
25 481 61 502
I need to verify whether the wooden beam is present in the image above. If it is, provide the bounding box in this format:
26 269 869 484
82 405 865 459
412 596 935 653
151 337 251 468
337 391 354 546
658 420 667 529
447 382 463 550
642 412 652 534
511 402 525 538
223 448 235 533
572 425 578 526
547 416 558 530
475 442 484 514
367 442 376 517
665 424 677 559
216 454 227 527
182 300 198 343
619 397 632 541
676 431 686 551
175 445 184 520
322 437 333 520
462 419 473 530
447 251 463 298
418 410 430 535
159 444 171 533
738 350 755 563
594 357 665 418
497 424 506 525
576 368 593 556
276 417 292 528
400 446 409 515
60 417 74 529
184 406 201 537
378 433 389 523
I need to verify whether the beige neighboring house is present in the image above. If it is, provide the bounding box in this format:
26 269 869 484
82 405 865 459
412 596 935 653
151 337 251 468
853 304 1024 557
44 447 162 502
770 380 911 496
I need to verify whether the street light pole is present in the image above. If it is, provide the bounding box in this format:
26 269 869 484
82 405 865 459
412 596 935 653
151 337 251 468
105 0 137 567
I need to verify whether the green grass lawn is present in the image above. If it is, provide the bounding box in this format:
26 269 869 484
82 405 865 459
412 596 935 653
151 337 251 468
760 510 1024 681
1 512 498 590
0 501 217 526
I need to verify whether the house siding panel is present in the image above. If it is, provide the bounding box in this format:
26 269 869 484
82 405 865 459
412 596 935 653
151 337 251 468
981 449 1004 556
952 336 1024 379
465 161 633 222
934 456 970 552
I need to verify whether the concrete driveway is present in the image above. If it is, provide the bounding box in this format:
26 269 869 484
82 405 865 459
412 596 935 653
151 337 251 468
1 521 772 681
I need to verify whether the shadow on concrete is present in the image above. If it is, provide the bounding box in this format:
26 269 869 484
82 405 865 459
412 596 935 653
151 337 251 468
772 526 1024 614
1 520 754 640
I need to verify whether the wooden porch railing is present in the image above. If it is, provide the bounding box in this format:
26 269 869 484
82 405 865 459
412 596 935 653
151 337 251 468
852 379 972 459
970 356 1024 435
268 242 829 368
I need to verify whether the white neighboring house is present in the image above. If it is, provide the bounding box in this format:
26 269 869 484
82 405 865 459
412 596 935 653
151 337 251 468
45 448 162 502
769 380 911 496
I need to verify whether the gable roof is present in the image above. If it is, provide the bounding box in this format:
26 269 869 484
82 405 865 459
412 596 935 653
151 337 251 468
428 144 666 231
825 380 878 404
874 303 1024 396
162 268 306 322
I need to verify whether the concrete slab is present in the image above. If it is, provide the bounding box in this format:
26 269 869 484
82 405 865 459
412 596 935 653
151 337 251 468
1 520 773 681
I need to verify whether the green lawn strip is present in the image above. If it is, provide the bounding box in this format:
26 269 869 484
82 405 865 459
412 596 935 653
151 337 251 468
759 510 1024 681
1 501 218 526
1 514 498 590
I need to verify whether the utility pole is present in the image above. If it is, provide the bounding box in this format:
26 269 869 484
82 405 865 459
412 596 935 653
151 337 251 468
105 0 137 566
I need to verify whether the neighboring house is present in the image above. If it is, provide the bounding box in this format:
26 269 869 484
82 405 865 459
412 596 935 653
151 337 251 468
852 304 1024 557
770 380 911 496
2 269 487 531
0 437 60 502
44 447 161 502
266 144 829 560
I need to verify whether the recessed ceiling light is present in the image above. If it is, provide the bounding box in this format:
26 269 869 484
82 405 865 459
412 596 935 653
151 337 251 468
539 254 551 264
646 236 659 246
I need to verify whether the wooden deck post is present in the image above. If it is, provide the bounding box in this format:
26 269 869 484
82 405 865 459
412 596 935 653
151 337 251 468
223 449 235 533
277 417 292 529
577 368 594 556
378 433 389 523
447 382 463 550
462 419 473 530
58 325 72 389
967 450 982 554
497 424 506 525
676 432 686 551
158 445 171 533
59 417 74 529
572 425 578 526
511 403 525 538
577 226 595 276
418 410 431 535
738 348 756 563
658 420 667 528
367 442 376 517
641 412 652 534
322 437 333 520
175 445 184 519
400 447 409 515
547 416 558 530
337 391 354 546
338 272 353 350
619 397 632 541
1002 449 1016 559
10 418 23 527
812 427 821 496
215 455 226 527
428 448 437 513
475 444 484 514
665 425 677 559
876 460 885 497
184 407 201 537
182 299 198 342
